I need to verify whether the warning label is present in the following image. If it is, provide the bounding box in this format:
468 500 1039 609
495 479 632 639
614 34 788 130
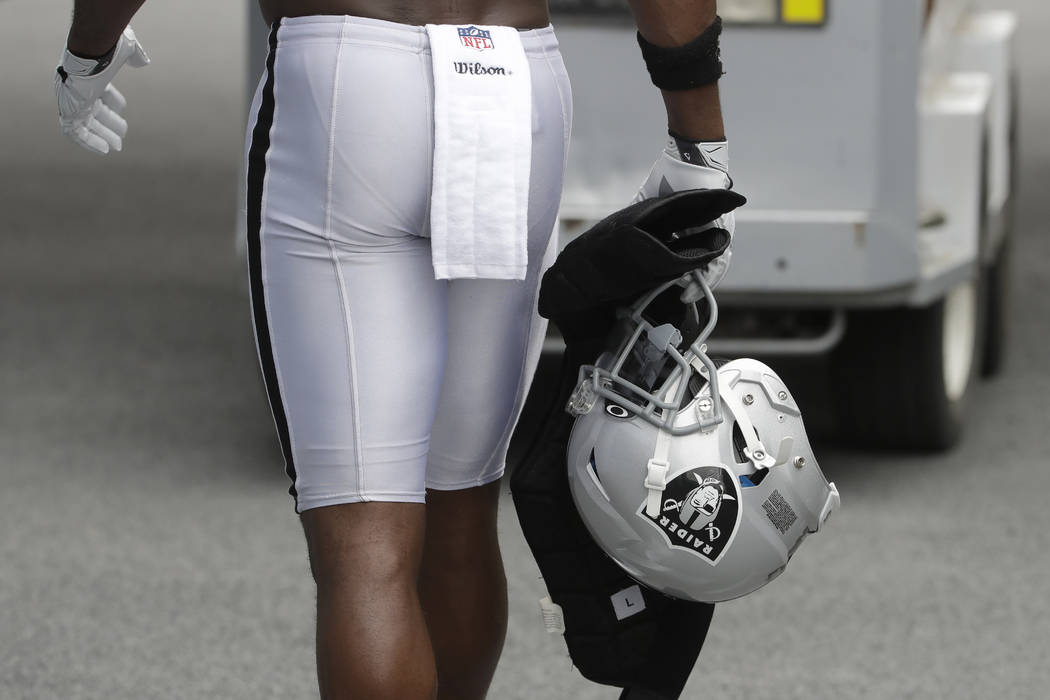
762 489 798 534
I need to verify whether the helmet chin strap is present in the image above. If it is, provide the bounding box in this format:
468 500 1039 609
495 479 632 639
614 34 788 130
712 362 799 471
705 365 779 470
643 353 686 516
644 423 673 517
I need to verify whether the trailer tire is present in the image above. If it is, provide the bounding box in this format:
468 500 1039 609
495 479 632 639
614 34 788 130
832 280 983 451
981 70 1019 377
980 229 1013 377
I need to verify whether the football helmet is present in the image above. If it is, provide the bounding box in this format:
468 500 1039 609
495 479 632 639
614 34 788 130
566 271 840 603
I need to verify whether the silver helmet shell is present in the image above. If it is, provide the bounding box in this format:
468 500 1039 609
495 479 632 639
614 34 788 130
565 274 839 603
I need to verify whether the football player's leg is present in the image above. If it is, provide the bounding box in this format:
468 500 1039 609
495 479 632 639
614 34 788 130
418 256 556 699
418 480 505 700
246 17 445 698
302 502 435 700
288 233 445 699
420 38 571 699
255 203 445 696
252 224 443 698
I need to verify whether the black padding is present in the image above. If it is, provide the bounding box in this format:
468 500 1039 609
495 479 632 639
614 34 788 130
538 189 744 341
511 191 745 697
620 686 680 700
510 342 716 699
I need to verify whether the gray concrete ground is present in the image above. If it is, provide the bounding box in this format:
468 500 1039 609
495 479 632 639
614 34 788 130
2 1 1048 698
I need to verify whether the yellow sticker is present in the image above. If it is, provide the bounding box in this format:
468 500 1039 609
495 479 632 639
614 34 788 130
782 0 825 24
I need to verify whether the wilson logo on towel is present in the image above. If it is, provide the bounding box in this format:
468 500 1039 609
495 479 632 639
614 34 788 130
453 62 509 76
458 26 494 50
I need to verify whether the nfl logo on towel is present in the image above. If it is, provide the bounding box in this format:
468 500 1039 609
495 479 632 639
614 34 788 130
458 26 494 51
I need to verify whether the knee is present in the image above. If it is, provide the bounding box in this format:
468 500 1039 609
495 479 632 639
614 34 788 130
422 485 503 572
301 502 426 591
310 542 421 595
421 532 506 596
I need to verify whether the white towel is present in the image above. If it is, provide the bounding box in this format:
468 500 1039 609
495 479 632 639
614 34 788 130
425 24 532 280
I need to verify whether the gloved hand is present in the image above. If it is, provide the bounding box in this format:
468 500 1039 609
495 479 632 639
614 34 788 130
634 134 735 288
55 26 150 155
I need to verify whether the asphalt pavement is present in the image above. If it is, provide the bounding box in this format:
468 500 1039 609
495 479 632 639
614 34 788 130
2 1 1048 698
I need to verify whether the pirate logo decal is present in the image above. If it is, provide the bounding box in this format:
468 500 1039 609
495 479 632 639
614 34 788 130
639 466 741 565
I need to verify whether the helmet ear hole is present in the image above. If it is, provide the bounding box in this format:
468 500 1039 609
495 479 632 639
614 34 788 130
731 421 749 464
731 419 771 484
745 466 770 486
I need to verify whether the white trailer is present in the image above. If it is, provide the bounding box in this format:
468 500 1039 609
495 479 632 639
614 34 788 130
244 0 1018 450
549 0 1018 449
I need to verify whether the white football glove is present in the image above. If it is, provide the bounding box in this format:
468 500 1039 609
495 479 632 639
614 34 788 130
55 26 150 155
634 136 735 288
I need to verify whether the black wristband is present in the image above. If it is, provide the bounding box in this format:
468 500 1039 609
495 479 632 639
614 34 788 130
637 16 724 91
68 43 118 75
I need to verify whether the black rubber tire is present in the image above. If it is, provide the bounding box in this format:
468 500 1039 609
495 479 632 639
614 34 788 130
981 229 1013 377
980 70 1019 377
831 282 983 451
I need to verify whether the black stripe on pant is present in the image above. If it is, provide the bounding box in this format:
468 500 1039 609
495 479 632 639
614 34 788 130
245 20 298 502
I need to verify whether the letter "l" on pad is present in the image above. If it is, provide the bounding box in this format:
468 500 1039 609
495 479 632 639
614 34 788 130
611 585 647 621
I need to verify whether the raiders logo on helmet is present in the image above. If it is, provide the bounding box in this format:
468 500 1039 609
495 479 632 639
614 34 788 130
638 466 740 565
679 477 728 530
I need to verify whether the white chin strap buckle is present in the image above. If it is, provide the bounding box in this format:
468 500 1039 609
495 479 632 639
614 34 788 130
644 458 669 517
744 444 776 469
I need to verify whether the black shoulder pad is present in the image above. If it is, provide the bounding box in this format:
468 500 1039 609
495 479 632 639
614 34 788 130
538 189 745 341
